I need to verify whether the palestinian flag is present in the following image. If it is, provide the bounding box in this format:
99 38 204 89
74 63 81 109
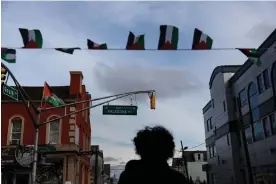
158 25 179 50
19 28 43 48
55 48 80 54
238 48 261 66
1 48 16 63
126 32 145 50
43 82 65 107
192 28 213 50
87 39 107 50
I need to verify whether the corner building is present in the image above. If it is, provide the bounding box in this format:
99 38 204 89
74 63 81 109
202 29 276 184
1 71 92 184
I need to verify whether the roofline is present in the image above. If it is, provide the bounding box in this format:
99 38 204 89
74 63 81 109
202 100 212 114
228 28 276 87
209 65 242 89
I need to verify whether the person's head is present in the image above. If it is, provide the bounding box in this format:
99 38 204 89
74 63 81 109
133 126 175 161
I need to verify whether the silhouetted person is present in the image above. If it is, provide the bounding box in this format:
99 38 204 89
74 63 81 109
118 126 188 184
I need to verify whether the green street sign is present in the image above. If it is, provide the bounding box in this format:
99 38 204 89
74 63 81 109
38 145 56 153
3 84 18 101
102 105 138 115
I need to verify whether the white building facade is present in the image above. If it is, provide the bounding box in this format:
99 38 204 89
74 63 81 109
172 151 207 183
202 29 276 184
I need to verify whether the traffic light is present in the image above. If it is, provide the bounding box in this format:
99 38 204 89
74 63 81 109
1 66 7 86
150 91 156 110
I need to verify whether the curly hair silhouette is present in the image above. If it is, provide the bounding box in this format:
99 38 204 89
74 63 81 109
133 126 175 161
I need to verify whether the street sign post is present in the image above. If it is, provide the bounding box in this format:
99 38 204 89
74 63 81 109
2 84 18 101
102 105 138 115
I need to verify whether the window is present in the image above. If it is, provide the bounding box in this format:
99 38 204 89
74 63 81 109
209 118 213 131
263 69 270 89
253 121 264 141
257 74 264 94
248 82 260 123
239 89 247 107
223 101 226 112
269 113 276 134
208 147 212 158
212 145 216 156
245 126 253 144
197 154 201 160
206 117 213 132
49 120 60 144
263 117 272 137
11 119 23 145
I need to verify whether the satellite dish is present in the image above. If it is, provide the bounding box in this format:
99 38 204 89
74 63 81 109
14 145 34 167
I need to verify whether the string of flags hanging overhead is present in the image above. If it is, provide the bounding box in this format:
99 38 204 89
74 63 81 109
1 25 272 66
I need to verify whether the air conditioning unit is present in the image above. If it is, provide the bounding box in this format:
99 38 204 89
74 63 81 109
10 139 20 145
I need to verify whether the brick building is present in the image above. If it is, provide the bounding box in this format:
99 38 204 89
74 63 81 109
1 71 92 184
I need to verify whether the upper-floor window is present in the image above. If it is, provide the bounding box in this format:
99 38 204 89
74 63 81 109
197 154 201 160
226 134 230 146
239 89 247 107
209 144 216 158
248 82 260 122
263 69 270 90
10 118 23 145
263 116 272 137
269 113 276 134
48 120 60 144
207 117 213 132
253 121 264 141
245 125 253 144
257 74 264 94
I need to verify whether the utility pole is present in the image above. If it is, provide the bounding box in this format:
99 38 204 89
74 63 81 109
180 141 189 183
95 147 99 184
237 98 254 184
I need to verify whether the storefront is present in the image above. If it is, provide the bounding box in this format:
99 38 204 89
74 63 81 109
1 145 64 184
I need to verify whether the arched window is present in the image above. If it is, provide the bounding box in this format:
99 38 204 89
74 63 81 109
9 117 23 145
248 82 264 141
47 116 61 144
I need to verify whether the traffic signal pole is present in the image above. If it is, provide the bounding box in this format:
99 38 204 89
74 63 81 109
1 63 156 184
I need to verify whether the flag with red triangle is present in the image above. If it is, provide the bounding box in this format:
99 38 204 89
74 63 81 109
158 25 179 50
87 39 107 50
126 32 145 50
238 48 261 66
192 28 213 50
19 28 43 48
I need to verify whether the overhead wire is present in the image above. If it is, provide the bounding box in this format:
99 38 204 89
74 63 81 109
2 47 272 51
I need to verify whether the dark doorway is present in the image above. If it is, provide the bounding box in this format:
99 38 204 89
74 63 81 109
16 174 29 184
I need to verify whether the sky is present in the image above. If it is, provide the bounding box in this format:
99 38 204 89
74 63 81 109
1 1 276 177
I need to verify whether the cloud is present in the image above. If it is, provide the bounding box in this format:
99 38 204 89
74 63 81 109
94 62 204 101
2 2 276 177
104 157 120 162
92 136 133 148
